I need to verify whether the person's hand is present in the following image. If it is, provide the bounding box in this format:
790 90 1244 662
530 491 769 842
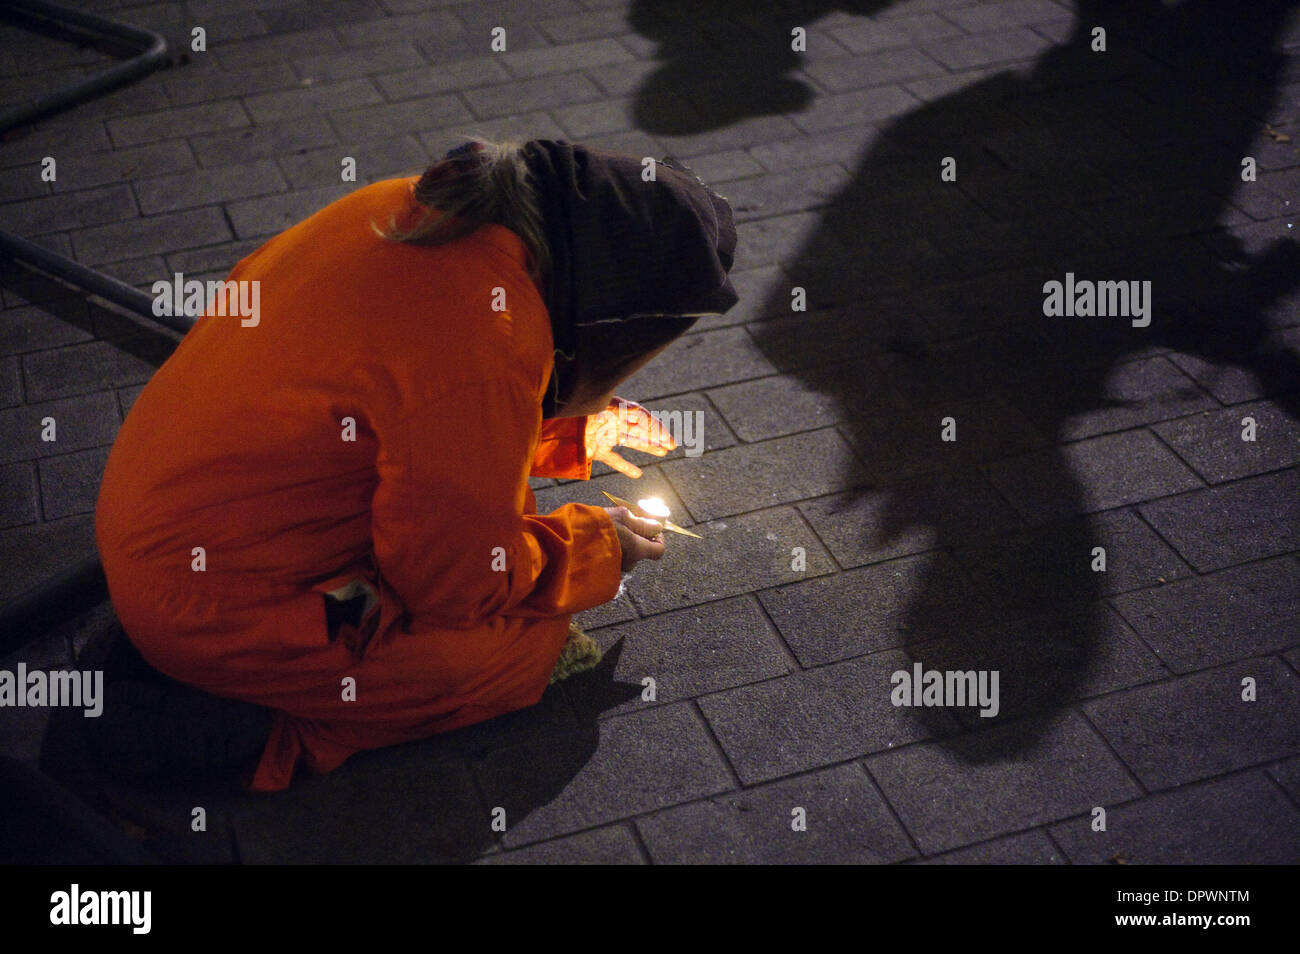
604 506 666 571
584 398 676 478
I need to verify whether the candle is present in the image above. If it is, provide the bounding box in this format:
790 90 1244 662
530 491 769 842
600 490 702 539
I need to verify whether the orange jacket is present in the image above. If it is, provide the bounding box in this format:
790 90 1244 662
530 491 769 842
95 177 623 790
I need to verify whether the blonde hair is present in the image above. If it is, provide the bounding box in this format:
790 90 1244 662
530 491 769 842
375 136 550 283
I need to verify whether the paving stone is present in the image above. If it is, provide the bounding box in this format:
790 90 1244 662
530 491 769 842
226 184 354 240
620 326 776 400
1049 772 1300 864
1229 167 1300 221
234 748 489 862
939 602 1169 727
943 0 1075 33
0 302 94 360
70 207 232 266
950 508 1194 617
923 28 1058 71
107 101 250 148
0 391 121 466
759 551 984 666
1164 327 1300 405
707 362 903 442
22 338 167 403
1 185 138 237
329 92 473 142
133 159 289 215
827 13 964 54
1138 469 1300 571
582 129 669 161
463 72 604 118
625 506 836 616
798 468 1023 569
578 596 794 719
866 332 1054 408
43 141 195 194
0 462 38 530
290 43 426 85
213 26 343 71
244 78 385 125
420 111 570 158
748 307 906 373
476 824 644 863
419 23 552 63
661 428 869 522
986 430 1205 525
1153 400 1300 484
730 211 821 271
374 58 511 100
97 256 171 294
163 62 301 107
582 57 661 97
1008 356 1218 442
332 9 464 48
258 0 387 34
537 8 635 44
0 356 19 409
656 115 807 158
700 648 957 785
1077 191 1251 244
187 0 301 16
572 587 638 631
551 94 655 139
37 447 111 520
474 702 733 847
919 829 1065 864
721 165 851 223
189 116 339 167
0 166 47 203
0 122 112 170
676 149 766 188
0 514 96 603
499 37 635 79
746 127 884 175
694 266 787 331
803 48 948 94
789 85 921 134
846 395 1051 474
1083 657 1300 790
637 762 915 863
1110 556 1300 674
277 135 428 189
866 710 1141 855
1269 754 1300 802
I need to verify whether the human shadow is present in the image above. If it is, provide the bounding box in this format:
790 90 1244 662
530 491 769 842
38 639 642 863
632 0 1300 752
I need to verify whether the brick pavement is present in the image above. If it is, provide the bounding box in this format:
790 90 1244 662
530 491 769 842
1 0 1298 863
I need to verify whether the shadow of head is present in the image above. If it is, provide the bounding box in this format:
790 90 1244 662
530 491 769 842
628 0 897 132
38 639 643 863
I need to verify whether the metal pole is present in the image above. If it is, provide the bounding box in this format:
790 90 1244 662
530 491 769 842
0 0 169 133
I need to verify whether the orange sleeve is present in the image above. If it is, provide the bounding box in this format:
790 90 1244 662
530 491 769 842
530 415 592 479
370 368 621 627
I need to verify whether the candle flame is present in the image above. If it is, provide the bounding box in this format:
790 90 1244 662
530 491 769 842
637 496 671 518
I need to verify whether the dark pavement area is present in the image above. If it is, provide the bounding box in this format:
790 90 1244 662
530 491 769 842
1 0 1299 863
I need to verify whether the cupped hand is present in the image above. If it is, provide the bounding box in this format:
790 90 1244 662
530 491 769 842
584 398 677 479
604 506 666 571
